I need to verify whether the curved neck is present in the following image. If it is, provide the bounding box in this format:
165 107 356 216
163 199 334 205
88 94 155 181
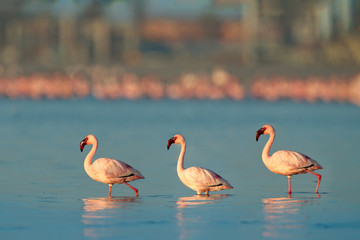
84 141 97 170
177 142 186 173
262 132 275 161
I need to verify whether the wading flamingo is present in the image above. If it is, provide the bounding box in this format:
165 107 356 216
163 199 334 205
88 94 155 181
256 125 323 194
80 135 144 197
167 134 233 195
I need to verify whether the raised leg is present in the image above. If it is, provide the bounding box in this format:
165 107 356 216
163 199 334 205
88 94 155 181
108 184 113 198
124 182 139 197
306 170 322 193
287 176 292 194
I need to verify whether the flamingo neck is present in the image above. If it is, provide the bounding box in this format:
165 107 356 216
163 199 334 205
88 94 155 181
84 141 97 171
262 132 275 162
177 142 186 173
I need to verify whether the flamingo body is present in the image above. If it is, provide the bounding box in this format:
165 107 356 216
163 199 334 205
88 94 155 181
263 150 322 176
256 125 322 194
87 157 143 185
167 134 233 195
80 135 144 197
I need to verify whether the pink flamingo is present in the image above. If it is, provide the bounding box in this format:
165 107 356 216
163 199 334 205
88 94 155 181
167 134 233 195
256 125 323 194
80 135 144 197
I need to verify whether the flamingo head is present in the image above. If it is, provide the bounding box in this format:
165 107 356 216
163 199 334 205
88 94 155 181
80 137 88 152
256 125 274 141
80 135 97 152
167 134 185 149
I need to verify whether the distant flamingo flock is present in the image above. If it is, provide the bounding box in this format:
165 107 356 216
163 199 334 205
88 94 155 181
1 67 360 106
80 125 323 197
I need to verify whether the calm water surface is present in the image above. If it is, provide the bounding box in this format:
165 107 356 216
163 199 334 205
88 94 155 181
1 99 360 239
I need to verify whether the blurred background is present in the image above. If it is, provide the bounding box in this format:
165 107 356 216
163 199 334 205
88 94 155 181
2 2 360 239
0 0 360 104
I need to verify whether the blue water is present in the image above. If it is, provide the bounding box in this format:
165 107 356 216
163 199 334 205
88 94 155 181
1 99 360 239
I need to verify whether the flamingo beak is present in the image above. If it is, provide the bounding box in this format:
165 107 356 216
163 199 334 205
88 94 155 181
167 137 176 150
256 128 265 141
80 138 87 152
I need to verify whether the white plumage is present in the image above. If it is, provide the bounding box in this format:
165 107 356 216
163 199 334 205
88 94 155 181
80 135 144 197
167 134 233 195
256 125 322 194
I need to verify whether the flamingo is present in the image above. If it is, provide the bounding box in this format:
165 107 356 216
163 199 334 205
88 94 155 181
167 134 233 195
80 135 144 197
256 125 323 194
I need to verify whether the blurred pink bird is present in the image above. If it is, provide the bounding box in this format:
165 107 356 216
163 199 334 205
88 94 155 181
80 135 144 197
167 134 233 195
256 125 323 194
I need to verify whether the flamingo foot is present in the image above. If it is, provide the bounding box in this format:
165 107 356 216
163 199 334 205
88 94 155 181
108 184 113 198
306 170 322 193
124 182 139 197
134 189 139 197
287 176 292 194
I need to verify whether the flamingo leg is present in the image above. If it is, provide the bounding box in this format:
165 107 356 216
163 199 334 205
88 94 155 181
287 176 292 194
306 170 322 193
124 182 139 197
108 184 113 198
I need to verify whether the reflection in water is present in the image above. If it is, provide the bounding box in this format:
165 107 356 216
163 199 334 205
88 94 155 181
176 194 228 208
262 195 320 238
176 195 229 239
82 196 138 238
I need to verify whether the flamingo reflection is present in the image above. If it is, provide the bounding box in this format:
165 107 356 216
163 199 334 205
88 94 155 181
176 194 229 208
82 196 138 213
262 195 320 238
82 196 138 238
176 195 229 239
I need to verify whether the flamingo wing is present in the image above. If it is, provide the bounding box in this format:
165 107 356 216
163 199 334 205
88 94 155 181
271 150 322 175
92 158 144 183
183 167 233 189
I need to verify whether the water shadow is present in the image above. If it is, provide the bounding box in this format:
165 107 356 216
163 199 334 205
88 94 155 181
262 194 321 238
176 194 230 239
81 196 139 238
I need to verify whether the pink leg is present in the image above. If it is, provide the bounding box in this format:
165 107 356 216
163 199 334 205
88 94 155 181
306 170 322 193
124 182 139 197
287 176 292 194
108 184 113 198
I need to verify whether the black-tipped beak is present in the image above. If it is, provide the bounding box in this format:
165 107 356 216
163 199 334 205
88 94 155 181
167 137 176 150
256 128 265 141
80 138 87 152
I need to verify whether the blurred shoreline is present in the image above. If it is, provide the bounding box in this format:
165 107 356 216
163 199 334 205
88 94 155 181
0 1 359 105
